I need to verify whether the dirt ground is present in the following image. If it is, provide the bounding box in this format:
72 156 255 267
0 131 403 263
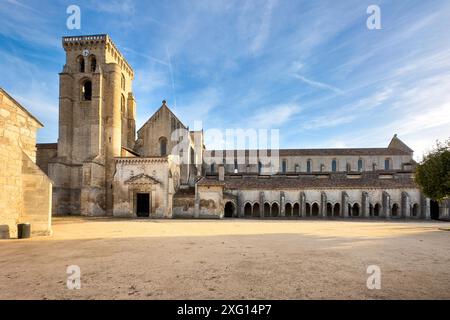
1 217 449 300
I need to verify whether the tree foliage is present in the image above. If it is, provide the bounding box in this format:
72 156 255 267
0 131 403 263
415 139 450 201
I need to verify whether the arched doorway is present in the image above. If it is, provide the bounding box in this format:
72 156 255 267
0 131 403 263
369 204 374 217
285 203 292 217
253 203 260 217
312 203 319 217
244 203 252 217
224 202 235 218
271 203 279 217
333 203 340 217
264 203 271 217
305 203 311 217
374 203 381 217
430 200 440 220
352 203 360 217
412 203 420 217
392 203 399 217
326 203 333 217
293 203 300 216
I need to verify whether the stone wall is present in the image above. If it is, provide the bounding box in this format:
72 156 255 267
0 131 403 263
36 143 57 175
0 88 52 238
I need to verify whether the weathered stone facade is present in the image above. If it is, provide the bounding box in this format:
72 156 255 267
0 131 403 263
35 34 449 221
0 88 52 239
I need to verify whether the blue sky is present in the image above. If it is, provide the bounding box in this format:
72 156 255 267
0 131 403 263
1 0 450 159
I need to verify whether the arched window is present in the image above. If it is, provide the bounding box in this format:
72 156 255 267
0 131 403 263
211 163 215 174
307 160 312 173
258 161 262 175
332 159 337 172
385 158 391 170
77 56 85 73
89 55 97 72
121 73 126 90
358 159 363 172
81 80 92 101
159 137 167 156
282 160 287 173
121 94 126 114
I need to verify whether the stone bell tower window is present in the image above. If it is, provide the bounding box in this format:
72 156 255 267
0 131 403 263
159 137 167 156
89 55 96 72
121 73 126 90
81 80 92 101
77 56 85 73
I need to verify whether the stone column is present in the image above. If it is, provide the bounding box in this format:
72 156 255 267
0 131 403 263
300 192 306 218
401 191 411 219
421 196 430 220
237 191 243 218
259 191 265 219
362 192 370 218
341 191 349 218
320 191 327 218
383 191 391 219
280 192 286 217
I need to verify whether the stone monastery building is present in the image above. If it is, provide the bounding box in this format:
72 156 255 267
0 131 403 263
34 35 447 221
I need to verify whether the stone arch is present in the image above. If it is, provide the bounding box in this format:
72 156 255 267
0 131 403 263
374 203 381 217
81 79 92 101
159 136 168 156
311 203 320 217
326 202 333 217
252 203 260 217
391 203 399 217
333 203 340 217
271 202 279 217
77 55 85 73
121 73 126 90
293 203 300 216
305 203 311 216
285 203 292 217
244 202 252 217
224 201 235 218
264 202 271 217
352 203 360 217
121 94 126 114
412 203 420 217
89 54 97 72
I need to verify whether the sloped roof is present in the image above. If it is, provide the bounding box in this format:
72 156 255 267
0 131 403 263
205 148 411 157
197 173 417 190
137 101 187 134
0 87 44 127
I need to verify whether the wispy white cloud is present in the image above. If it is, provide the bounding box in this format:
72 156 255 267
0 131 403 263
249 103 301 128
294 74 344 95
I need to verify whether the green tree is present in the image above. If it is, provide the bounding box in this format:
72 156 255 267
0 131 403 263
415 139 450 201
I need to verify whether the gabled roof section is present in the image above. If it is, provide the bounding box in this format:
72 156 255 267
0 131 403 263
388 134 414 154
125 173 160 185
137 100 187 134
0 87 44 127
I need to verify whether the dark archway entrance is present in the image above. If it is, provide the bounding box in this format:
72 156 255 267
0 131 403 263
224 202 235 218
305 203 311 217
136 193 150 217
392 203 399 217
293 203 300 216
333 203 340 217
430 200 440 220
374 203 381 217
312 203 319 217
352 203 360 217
285 203 292 217
271 203 279 217
326 203 333 217
253 203 260 217
264 203 271 217
244 203 252 217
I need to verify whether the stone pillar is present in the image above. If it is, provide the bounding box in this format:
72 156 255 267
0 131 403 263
383 191 391 219
237 191 243 218
362 192 370 218
401 191 411 218
300 192 306 217
320 191 327 218
341 191 349 218
280 192 286 217
421 196 430 220
259 191 265 219
194 183 200 218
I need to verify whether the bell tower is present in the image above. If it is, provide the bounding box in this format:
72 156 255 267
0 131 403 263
49 35 136 216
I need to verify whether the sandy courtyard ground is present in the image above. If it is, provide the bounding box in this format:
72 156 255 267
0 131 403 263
1 217 450 300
